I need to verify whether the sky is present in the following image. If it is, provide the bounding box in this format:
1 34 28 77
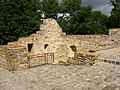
82 0 113 16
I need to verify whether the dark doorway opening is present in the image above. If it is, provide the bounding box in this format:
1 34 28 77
70 45 77 52
44 44 49 49
28 43 33 52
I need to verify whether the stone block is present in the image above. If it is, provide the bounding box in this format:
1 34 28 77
0 45 28 71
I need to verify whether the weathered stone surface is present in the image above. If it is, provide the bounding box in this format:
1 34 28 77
0 62 120 90
0 46 7 69
67 57 80 65
6 18 120 59
67 52 98 66
6 46 28 70
0 18 120 70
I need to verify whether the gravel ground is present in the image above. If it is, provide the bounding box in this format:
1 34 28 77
0 62 120 90
97 46 120 62
0 47 120 90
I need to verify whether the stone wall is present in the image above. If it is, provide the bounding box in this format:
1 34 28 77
8 19 75 63
64 35 111 52
7 19 120 54
109 28 120 45
0 46 7 69
67 52 98 65
0 45 28 71
1 18 120 70
6 45 28 71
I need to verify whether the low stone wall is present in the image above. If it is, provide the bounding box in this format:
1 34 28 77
74 52 99 59
99 58 120 65
6 45 28 71
0 46 7 69
6 19 120 54
8 36 34 46
109 29 120 45
64 35 111 52
0 45 28 71
2 19 120 70
67 52 98 65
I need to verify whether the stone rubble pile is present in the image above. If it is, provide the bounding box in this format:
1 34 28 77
67 52 98 66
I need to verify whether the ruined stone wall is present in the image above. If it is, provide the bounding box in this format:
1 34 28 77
7 19 120 54
0 46 7 69
4 19 120 66
64 35 111 52
109 28 120 45
7 19 120 52
6 46 28 71
8 36 34 46
6 19 74 64
67 52 98 66
0 45 28 71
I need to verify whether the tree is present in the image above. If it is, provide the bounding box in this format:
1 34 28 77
60 6 109 35
61 0 81 16
40 0 60 19
109 0 120 28
57 17 70 34
0 0 41 45
0 0 110 45
85 11 108 34
56 0 82 34
67 6 92 34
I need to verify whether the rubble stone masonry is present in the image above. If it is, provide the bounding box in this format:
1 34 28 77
0 18 120 70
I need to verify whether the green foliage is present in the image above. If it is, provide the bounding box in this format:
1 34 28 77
85 11 108 34
61 0 81 15
1 0 117 45
57 17 70 34
0 0 41 45
109 0 120 28
58 6 109 35
68 6 92 34
40 0 60 19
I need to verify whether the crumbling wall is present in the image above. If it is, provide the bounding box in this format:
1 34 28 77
0 46 7 69
5 46 28 71
64 35 111 52
109 28 120 36
3 18 120 67
0 45 28 71
7 19 120 53
8 36 34 46
7 18 120 54
67 52 98 65
109 28 120 45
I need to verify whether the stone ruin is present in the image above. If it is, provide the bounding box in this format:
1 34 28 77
0 18 120 70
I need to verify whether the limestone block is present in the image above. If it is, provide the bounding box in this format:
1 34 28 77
5 46 28 70
0 46 7 69
67 52 98 66
1 18 119 70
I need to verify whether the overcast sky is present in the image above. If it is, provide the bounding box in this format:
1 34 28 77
82 0 113 16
